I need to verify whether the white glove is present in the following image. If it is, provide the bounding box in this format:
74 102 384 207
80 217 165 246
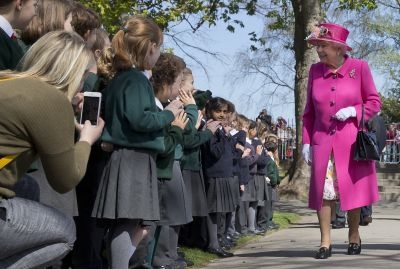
302 144 312 165
335 106 356 121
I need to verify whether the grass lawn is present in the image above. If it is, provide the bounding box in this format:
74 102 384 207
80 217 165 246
180 211 299 268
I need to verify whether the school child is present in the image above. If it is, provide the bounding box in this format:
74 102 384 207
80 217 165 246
70 2 100 49
254 122 272 231
201 97 238 258
179 72 218 251
232 114 252 235
91 16 183 269
0 0 37 70
150 53 198 269
216 103 243 250
225 112 247 238
69 29 112 269
264 140 281 230
240 118 263 234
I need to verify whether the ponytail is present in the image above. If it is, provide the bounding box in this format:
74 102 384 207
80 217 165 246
112 29 133 71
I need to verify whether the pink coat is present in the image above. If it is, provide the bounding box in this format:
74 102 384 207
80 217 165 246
302 56 381 211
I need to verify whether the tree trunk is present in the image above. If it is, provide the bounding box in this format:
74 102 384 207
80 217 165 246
279 0 322 200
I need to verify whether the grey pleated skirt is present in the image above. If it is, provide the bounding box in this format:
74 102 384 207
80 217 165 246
232 175 241 206
157 161 192 226
205 176 236 213
254 174 266 201
265 183 272 201
182 169 208 217
241 175 257 202
92 148 159 221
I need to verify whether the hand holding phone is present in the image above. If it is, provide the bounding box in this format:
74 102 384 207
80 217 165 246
80 92 102 125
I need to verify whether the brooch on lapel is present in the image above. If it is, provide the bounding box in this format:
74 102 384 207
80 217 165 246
349 68 356 78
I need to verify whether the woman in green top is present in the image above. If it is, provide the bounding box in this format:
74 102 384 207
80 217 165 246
0 31 104 269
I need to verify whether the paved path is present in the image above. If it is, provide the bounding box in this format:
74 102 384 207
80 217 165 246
201 200 400 269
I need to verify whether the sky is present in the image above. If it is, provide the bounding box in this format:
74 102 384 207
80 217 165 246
165 13 296 124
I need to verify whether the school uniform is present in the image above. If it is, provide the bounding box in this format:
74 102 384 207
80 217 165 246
92 68 175 221
201 128 236 213
178 128 213 249
0 16 23 70
152 102 197 268
181 129 213 216
252 138 268 201
264 155 280 226
222 129 245 236
240 141 259 202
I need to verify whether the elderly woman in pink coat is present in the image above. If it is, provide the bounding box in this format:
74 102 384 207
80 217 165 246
302 22 381 259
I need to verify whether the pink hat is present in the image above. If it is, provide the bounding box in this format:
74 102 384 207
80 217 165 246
306 22 352 51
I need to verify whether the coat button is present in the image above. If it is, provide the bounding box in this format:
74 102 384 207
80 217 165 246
331 86 335 91
333 74 337 79
330 129 336 135
330 101 335 106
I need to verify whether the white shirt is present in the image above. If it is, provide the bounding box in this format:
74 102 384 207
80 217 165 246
155 97 163 111
0 15 14 38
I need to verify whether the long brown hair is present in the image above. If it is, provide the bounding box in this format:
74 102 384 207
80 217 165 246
111 15 163 71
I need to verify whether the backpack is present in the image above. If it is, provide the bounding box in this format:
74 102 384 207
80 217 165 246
366 114 386 155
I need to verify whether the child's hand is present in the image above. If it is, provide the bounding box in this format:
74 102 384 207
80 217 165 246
256 145 263 155
165 99 184 117
171 111 189 130
242 148 251 158
240 184 245 192
178 89 196 106
195 111 203 129
206 119 221 134
223 124 232 134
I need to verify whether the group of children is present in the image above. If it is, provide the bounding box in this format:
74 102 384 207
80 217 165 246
0 1 281 269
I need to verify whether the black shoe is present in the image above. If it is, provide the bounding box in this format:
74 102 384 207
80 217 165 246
218 236 233 249
347 239 362 255
315 245 332 259
331 220 345 229
205 247 234 258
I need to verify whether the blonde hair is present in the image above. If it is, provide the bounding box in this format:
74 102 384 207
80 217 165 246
0 31 93 100
235 114 249 131
112 15 163 71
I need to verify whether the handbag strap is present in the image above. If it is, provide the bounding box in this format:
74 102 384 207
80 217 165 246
359 104 365 131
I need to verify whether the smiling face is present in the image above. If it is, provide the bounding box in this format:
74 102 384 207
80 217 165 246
314 41 345 69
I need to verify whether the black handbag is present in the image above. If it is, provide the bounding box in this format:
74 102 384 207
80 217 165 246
354 105 380 161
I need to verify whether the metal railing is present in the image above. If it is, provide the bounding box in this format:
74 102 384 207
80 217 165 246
381 139 400 164
276 134 400 164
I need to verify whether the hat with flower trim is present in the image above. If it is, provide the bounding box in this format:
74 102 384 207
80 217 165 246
306 22 352 51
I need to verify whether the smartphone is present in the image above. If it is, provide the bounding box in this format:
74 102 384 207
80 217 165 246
80 92 102 125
